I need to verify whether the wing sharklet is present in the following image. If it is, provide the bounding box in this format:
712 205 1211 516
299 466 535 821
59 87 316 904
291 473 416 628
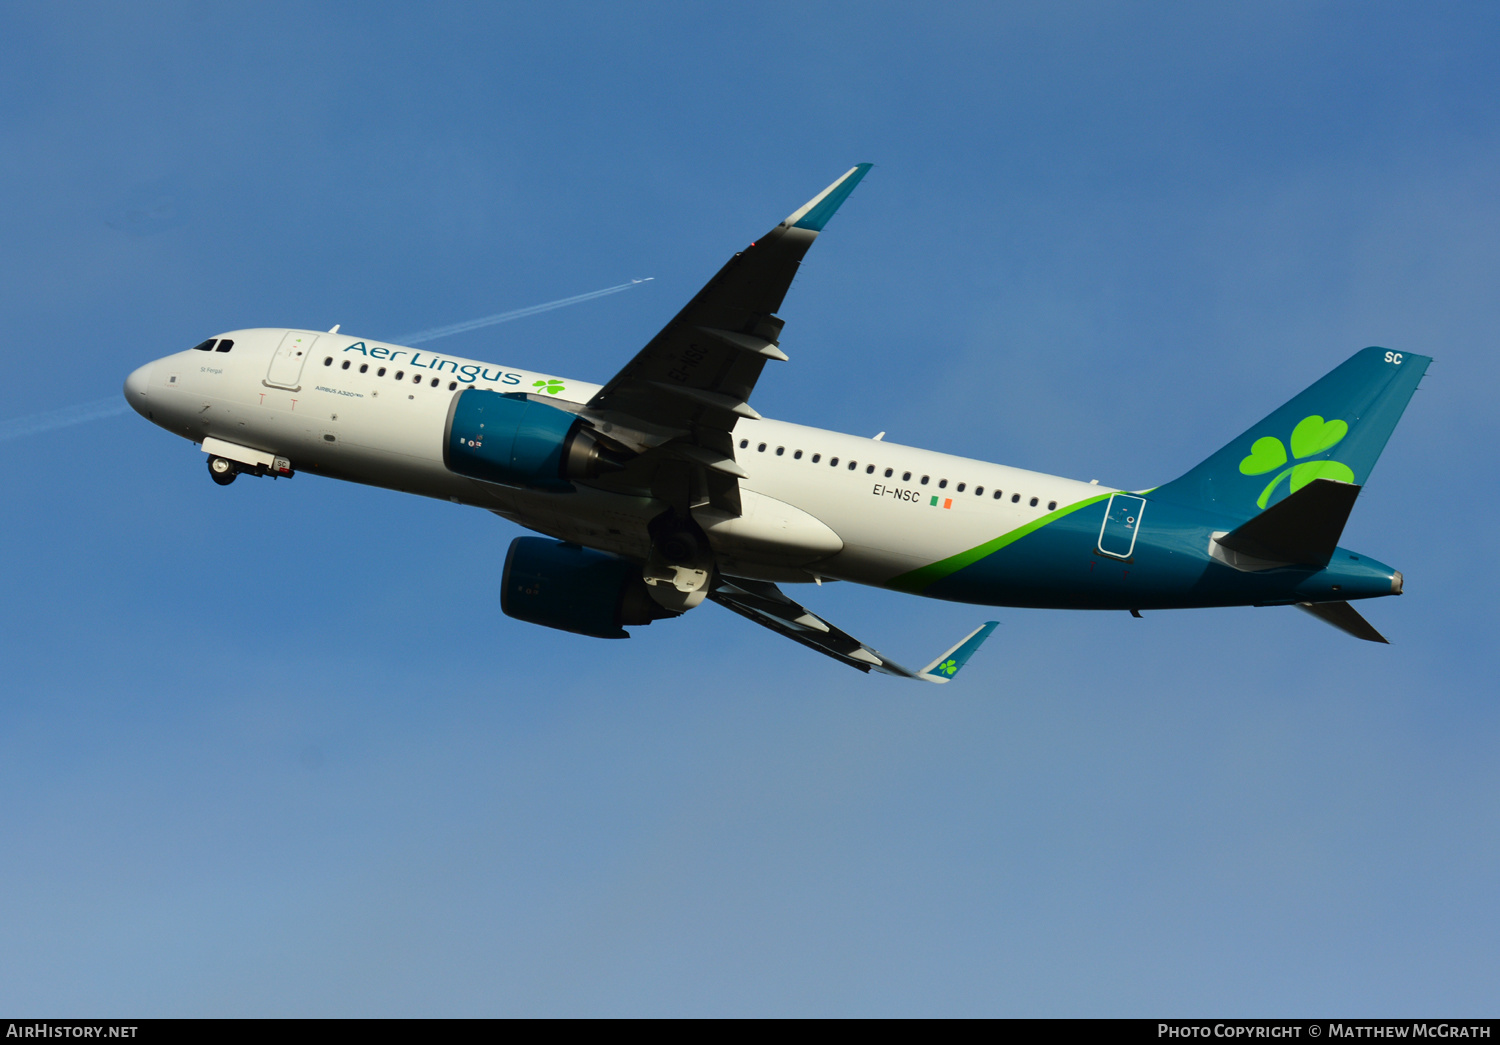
780 164 874 232
918 621 1001 683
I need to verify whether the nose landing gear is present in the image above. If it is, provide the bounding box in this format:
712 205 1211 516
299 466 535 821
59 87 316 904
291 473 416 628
207 455 238 486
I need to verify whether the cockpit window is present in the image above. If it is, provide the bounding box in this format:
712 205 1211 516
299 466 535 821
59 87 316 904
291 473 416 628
191 339 215 352
214 339 234 352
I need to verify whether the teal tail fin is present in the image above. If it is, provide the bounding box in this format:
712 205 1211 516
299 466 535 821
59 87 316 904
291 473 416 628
1150 347 1430 520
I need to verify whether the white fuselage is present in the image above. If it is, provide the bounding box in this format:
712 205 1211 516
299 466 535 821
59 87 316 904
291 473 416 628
126 328 1114 588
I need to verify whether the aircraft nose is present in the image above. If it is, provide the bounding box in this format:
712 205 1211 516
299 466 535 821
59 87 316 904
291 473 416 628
123 362 153 416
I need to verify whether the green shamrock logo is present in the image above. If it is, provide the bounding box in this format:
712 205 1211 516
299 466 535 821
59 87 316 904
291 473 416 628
937 659 958 676
1239 414 1356 509
533 378 566 395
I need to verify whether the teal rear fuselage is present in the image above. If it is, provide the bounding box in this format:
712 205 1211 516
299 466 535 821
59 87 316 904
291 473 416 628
908 495 1399 610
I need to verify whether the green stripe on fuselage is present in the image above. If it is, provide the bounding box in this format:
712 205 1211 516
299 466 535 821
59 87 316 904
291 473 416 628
886 492 1113 594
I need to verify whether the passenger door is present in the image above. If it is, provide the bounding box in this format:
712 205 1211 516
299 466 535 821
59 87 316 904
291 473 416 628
1097 493 1146 560
265 331 317 390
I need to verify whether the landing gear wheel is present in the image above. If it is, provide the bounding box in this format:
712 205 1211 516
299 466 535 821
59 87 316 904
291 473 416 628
207 456 238 485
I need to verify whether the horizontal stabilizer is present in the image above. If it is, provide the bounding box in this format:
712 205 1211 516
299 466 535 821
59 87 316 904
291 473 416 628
1215 478 1360 566
1297 600 1389 643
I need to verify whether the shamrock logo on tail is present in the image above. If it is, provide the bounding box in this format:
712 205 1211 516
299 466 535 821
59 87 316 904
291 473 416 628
936 659 959 676
1239 415 1356 509
533 378 566 395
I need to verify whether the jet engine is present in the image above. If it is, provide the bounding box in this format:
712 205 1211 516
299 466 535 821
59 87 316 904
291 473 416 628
444 390 629 490
501 537 679 639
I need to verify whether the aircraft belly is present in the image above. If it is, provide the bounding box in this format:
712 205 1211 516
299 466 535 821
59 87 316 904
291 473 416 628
695 489 843 566
498 486 658 560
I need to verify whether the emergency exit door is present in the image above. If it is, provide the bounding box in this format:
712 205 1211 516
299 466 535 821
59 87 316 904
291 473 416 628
265 331 318 390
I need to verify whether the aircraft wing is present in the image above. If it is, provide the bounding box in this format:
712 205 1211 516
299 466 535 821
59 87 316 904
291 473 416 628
710 576 998 683
585 165 872 513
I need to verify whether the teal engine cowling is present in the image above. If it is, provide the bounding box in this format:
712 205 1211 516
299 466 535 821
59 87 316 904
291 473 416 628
444 390 628 490
501 537 678 639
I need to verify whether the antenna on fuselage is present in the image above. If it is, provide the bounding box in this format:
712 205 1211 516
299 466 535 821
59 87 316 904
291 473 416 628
328 324 341 333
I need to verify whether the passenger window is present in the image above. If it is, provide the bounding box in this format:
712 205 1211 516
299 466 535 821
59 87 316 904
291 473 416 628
812 454 821 463
359 364 369 373
848 461 857 470
993 490 1003 499
394 371 404 380
740 439 749 449
938 479 948 489
1012 493 1020 503
377 367 387 377
215 340 233 352
902 471 912 481
413 374 421 384
829 457 838 467
884 468 893 478
1030 497 1039 507
323 357 333 366
192 339 215 352
776 447 785 456
448 381 457 390
920 475 929 485
975 486 984 496
1048 500 1057 510
794 450 803 459
866 464 874 474
341 360 351 370
430 377 439 387
758 443 767 452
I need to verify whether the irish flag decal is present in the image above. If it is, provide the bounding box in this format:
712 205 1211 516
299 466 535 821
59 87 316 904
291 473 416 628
929 496 953 509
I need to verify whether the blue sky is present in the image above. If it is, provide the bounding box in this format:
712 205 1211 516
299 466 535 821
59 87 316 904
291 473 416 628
2 2 1497 1016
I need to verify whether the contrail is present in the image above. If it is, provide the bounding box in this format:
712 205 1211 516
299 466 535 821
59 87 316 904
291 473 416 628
0 397 132 442
395 278 653 344
0 278 653 443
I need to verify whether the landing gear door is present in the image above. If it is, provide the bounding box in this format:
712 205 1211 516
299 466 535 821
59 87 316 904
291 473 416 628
1097 493 1146 560
265 331 318 390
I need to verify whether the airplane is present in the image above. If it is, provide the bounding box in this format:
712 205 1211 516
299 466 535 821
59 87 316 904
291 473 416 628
122 165 1429 682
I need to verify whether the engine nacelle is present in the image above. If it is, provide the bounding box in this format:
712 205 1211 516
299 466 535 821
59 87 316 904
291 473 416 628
501 537 678 639
444 390 625 490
